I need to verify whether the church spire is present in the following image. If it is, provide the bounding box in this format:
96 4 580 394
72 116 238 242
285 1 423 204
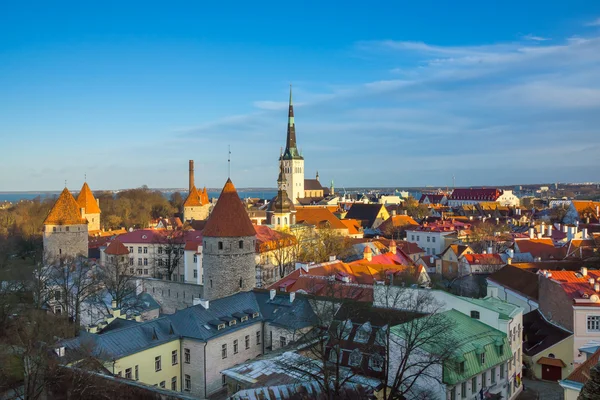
281 84 303 160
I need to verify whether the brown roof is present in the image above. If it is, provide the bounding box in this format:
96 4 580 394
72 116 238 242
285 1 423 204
396 240 425 255
304 179 324 191
183 185 204 207
43 188 87 225
536 357 566 368
105 240 130 256
488 265 539 300
202 179 256 238
564 347 600 384
76 182 101 214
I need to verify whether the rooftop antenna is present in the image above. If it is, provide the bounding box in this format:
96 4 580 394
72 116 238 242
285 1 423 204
84 173 87 182
64 179 67 188
228 145 231 179
452 174 456 189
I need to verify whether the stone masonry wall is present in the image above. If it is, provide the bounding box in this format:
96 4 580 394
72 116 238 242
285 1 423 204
202 236 256 301
539 274 574 331
43 223 89 260
137 278 203 314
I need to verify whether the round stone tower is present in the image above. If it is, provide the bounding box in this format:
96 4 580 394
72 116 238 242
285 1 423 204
202 178 257 301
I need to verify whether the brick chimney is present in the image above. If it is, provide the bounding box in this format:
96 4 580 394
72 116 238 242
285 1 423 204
389 240 397 255
363 246 373 262
189 160 194 193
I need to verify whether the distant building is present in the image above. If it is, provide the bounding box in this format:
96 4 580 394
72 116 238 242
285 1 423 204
182 160 210 222
448 188 520 207
43 187 89 260
76 182 101 232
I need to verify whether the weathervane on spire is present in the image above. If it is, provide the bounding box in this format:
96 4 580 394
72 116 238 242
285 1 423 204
228 145 231 178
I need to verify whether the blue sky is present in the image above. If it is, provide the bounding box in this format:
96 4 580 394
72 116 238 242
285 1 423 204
1 1 600 191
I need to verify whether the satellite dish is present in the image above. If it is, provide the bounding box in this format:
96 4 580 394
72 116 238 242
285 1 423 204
129 227 133 232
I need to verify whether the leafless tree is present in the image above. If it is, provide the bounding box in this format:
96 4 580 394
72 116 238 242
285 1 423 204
152 230 185 281
274 280 374 400
93 255 143 318
44 255 101 325
376 285 459 400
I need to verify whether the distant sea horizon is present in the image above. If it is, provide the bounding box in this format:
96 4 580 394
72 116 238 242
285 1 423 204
0 189 282 203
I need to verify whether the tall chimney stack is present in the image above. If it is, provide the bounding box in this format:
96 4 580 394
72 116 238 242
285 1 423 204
189 160 194 193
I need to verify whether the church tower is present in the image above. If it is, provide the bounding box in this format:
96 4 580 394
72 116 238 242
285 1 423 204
202 178 257 301
279 85 304 204
76 182 101 232
267 161 296 229
43 187 89 261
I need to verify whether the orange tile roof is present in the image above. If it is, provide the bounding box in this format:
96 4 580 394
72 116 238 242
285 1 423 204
76 182 101 214
295 206 348 231
515 238 567 260
202 179 256 238
183 185 205 207
254 225 296 253
340 219 362 235
268 260 418 301
201 187 209 204
43 188 87 226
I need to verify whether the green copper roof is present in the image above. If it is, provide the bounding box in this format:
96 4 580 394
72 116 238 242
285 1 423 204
391 309 512 385
459 296 521 320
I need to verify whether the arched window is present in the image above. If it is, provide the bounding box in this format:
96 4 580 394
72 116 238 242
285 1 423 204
329 345 341 363
277 218 281 225
349 349 363 367
369 354 383 371
355 322 372 343
284 217 288 225
337 319 353 340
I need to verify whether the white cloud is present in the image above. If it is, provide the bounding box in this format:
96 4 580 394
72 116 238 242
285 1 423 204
522 34 551 41
585 17 600 26
166 33 600 188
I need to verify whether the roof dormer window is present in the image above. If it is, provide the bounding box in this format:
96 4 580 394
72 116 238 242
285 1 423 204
217 323 226 330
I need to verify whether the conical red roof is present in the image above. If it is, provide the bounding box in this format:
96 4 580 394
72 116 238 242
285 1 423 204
105 240 130 256
202 179 256 237
44 188 87 225
77 182 101 214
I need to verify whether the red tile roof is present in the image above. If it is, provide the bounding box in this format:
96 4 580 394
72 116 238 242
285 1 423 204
564 348 600 384
202 179 256 238
105 240 130 256
76 182 101 214
43 188 88 225
116 229 203 245
462 253 504 265
449 188 502 201
396 240 425 255
408 220 471 233
543 270 600 302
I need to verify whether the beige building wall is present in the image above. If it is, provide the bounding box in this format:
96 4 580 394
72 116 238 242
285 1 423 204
183 204 210 222
84 212 101 231
526 335 573 380
573 306 600 366
204 323 264 396
43 223 88 260
108 339 181 390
